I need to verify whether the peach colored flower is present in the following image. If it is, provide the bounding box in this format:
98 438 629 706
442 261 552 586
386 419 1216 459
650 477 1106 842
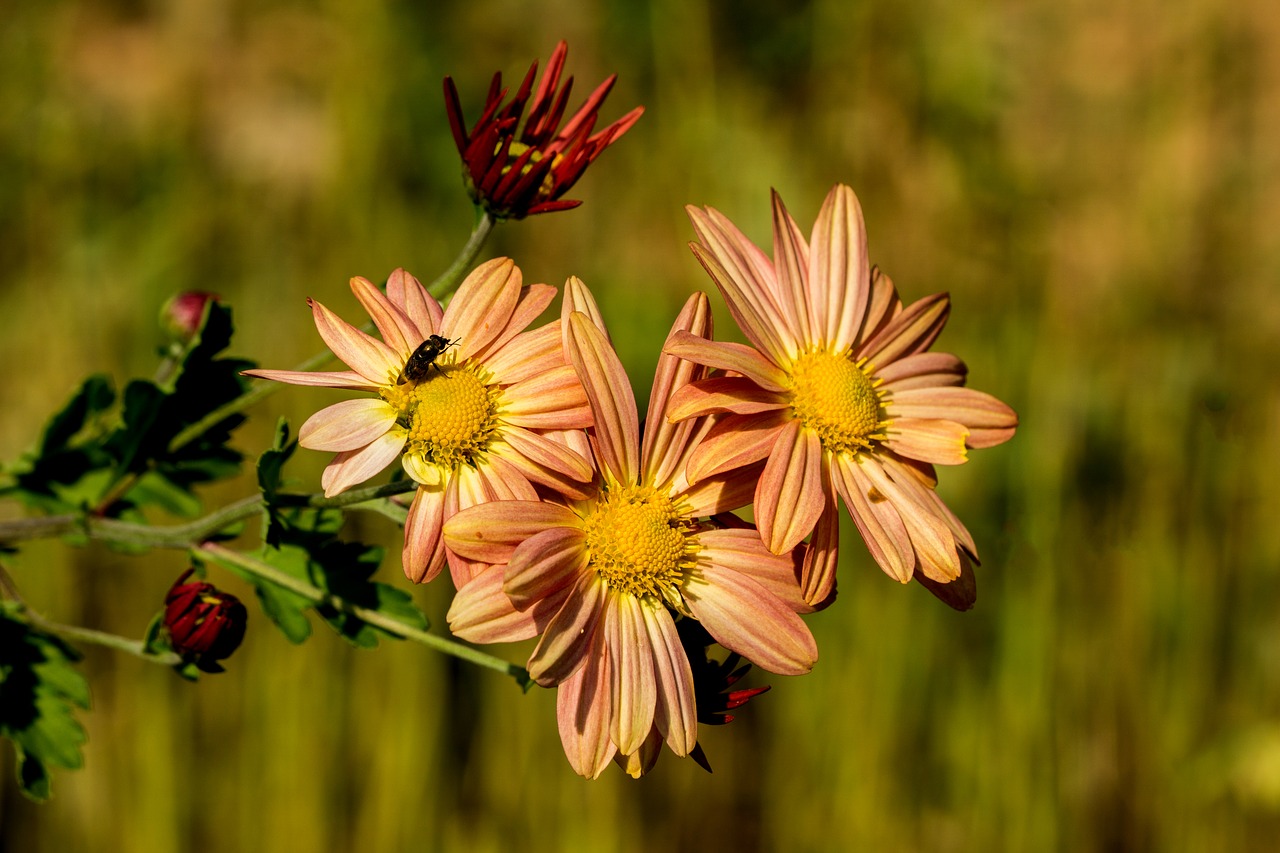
243 259 593 586
443 282 818 778
665 184 1018 609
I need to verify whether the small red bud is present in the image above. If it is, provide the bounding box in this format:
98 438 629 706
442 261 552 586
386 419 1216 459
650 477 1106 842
160 292 219 343
163 570 247 662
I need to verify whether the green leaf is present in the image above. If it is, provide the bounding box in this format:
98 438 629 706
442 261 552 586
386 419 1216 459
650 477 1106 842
257 419 297 548
0 610 90 802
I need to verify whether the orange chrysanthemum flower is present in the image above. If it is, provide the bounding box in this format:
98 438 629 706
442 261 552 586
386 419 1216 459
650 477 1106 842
443 282 818 778
243 259 593 586
665 184 1018 609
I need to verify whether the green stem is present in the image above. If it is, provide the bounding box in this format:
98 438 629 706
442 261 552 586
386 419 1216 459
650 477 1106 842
426 210 496 299
200 543 530 688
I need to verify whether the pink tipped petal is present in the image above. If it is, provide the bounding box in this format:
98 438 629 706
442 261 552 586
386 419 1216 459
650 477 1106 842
443 257 521 358
528 573 608 687
663 331 790 394
883 418 971 465
557 641 617 779
755 419 826 554
859 458 960 583
561 276 610 341
769 190 811 344
386 268 442 338
308 298 402 383
566 313 640 483
241 368 381 390
473 454 539 502
298 398 398 452
685 410 788 484
881 454 979 562
810 184 871 351
683 565 817 676
606 593 657 756
475 283 558 361
483 321 566 385
505 526 589 611
697 528 813 614
887 387 1018 449
490 441 594 502
916 549 978 612
876 351 968 390
857 292 950 369
498 425 593 482
665 376 789 420
349 275 414 356
403 486 447 584
443 500 579 563
318 428 406 497
642 293 712 487
500 364 593 429
447 564 546 643
832 456 915 583
640 602 696 756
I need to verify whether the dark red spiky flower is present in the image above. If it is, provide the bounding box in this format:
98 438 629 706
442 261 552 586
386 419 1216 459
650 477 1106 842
163 570 247 663
443 41 644 219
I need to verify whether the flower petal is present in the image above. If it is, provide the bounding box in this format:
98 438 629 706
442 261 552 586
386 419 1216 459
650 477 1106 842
349 275 415 356
241 368 381 390
308 298 401 384
769 189 812 345
883 417 970 465
442 257 521 358
483 321 566 385
443 500 579 563
562 276 610 341
504 526 589 611
876 351 967 391
666 376 789 420
888 387 1018 449
800 489 840 610
448 563 546 643
755 419 825 554
556 635 617 779
298 399 398 452
683 564 817 676
832 455 914 583
319 427 406 497
474 283 557 362
606 593 656 757
675 461 763 517
697 528 814 614
916 549 978 612
403 486 446 584
640 602 696 757
685 411 788 483
528 573 607 687
857 292 950 369
642 292 712 488
500 364 593 429
809 184 871 351
663 331 790 394
386 268 442 339
566 312 639 484
859 457 960 583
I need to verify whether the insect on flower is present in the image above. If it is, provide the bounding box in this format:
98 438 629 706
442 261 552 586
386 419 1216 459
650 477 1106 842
397 334 459 385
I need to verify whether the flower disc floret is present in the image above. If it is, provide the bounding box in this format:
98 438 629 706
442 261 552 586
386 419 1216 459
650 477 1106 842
789 350 885 455
582 485 697 601
385 365 499 470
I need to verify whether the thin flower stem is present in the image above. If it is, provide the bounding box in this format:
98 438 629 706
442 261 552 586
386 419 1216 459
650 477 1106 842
199 543 531 688
0 561 182 665
426 210 496 299
0 481 418 548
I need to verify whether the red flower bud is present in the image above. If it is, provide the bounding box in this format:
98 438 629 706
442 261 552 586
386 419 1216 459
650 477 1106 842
443 41 643 219
160 292 220 343
163 570 247 662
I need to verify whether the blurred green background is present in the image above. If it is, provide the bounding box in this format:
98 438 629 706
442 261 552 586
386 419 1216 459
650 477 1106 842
3 0 1280 849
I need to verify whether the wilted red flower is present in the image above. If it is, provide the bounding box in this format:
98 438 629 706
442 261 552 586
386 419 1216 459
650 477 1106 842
163 570 247 662
443 41 644 219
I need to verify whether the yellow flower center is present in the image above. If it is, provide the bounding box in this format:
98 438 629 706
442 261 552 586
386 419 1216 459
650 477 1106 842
789 350 886 455
381 364 498 470
582 485 698 604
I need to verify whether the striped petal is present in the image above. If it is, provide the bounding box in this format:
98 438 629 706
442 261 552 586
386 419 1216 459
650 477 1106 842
308 298 401 384
832 455 914 583
566 312 639 484
755 418 825 554
685 410 788 483
241 368 380 390
857 292 950 369
769 189 811 345
442 257 520 358
642 292 712 489
606 593 656 756
683 564 817 676
663 331 790 394
474 283 558 361
298 398 397 452
483 321 566 385
697 528 813 614
859 457 960 583
641 602 697 757
883 417 970 465
556 635 616 779
443 500 579 564
505 526 589 611
386 268 441 339
529 573 607 687
876 351 967 390
447 563 547 643
888 387 1018 449
318 427 406 497
665 376 789 420
500 364 593 429
809 184 870 351
403 486 446 584
349 275 415 356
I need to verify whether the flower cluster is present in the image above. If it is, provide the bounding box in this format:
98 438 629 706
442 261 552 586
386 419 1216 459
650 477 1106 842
249 45 1016 779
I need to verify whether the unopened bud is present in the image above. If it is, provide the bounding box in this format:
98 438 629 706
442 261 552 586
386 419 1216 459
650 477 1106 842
160 292 219 343
163 570 247 662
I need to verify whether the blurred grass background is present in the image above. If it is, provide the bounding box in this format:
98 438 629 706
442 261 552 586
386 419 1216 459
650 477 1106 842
2 0 1280 849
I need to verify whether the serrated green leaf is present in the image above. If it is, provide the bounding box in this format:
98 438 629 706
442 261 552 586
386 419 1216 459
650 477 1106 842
40 375 115 457
0 612 90 801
